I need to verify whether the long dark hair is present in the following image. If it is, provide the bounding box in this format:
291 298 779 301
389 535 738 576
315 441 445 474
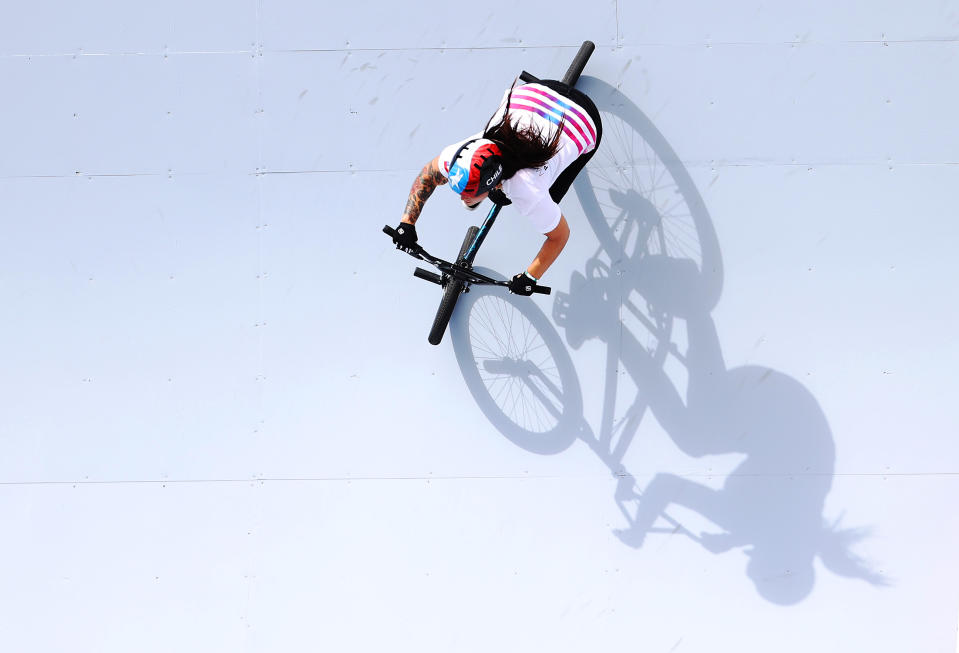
483 79 564 179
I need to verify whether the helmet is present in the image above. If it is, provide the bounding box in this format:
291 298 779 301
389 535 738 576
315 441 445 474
447 138 504 197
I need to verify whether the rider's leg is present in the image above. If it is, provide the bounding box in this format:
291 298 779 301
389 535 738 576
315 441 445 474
616 473 724 547
549 148 598 204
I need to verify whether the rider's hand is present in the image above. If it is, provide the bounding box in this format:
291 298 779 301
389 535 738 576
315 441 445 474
508 271 537 296
488 187 512 206
393 221 419 253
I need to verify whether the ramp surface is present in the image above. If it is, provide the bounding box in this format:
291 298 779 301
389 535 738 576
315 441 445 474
2 2 958 651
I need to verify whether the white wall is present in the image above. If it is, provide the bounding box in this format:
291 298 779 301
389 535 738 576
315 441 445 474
2 1 957 651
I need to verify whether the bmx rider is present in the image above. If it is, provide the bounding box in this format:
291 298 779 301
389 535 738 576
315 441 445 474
392 78 603 295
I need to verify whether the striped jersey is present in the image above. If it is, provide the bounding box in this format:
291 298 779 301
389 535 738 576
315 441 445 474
439 82 598 233
503 82 599 156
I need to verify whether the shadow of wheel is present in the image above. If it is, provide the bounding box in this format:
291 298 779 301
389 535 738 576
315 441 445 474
554 76 725 440
573 76 724 318
450 268 583 455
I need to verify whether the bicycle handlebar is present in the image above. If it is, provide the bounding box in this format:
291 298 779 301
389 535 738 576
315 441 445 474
383 224 551 295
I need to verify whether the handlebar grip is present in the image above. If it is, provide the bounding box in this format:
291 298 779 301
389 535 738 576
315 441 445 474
383 224 398 239
413 267 443 285
533 284 551 295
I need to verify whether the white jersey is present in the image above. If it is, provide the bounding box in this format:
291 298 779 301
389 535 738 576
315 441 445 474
438 83 598 233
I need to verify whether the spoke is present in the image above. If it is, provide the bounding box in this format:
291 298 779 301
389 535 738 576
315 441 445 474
470 325 505 360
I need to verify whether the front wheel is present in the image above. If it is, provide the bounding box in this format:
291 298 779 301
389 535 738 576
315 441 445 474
427 226 479 346
428 278 464 345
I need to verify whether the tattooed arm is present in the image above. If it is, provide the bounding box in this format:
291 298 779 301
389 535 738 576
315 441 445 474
401 156 448 225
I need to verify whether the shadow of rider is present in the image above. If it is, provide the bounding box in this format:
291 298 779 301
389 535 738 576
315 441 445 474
556 220 887 604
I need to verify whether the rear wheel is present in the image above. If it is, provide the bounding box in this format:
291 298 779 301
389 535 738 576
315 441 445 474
427 226 479 346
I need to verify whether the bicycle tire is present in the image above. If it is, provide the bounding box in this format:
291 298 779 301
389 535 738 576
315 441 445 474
561 40 595 87
427 226 479 346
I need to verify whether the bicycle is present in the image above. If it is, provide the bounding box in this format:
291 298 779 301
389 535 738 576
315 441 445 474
383 40 597 346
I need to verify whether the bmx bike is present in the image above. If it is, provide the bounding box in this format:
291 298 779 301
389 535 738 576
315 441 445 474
383 40 597 346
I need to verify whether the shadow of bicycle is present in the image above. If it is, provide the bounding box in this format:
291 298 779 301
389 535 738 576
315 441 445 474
450 77 888 605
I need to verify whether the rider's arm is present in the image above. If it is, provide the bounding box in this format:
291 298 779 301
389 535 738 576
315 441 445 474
401 156 448 225
526 215 570 280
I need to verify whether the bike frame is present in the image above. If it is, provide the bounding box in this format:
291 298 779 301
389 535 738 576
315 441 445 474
461 202 502 265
